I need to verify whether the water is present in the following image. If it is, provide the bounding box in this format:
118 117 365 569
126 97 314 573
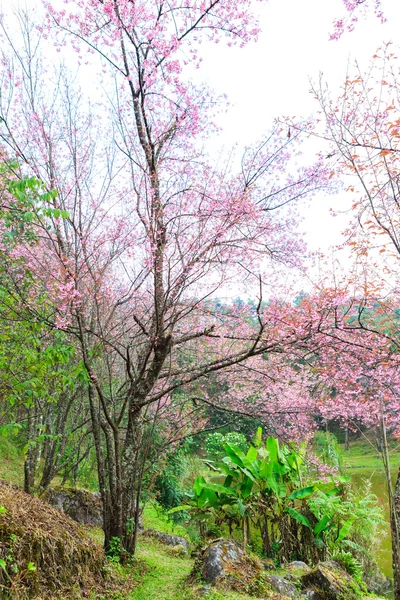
350 468 394 599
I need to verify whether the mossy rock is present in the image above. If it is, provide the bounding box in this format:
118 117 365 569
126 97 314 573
41 485 103 526
192 539 268 594
0 480 115 598
301 561 365 600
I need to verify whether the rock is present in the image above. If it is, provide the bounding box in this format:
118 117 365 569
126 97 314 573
288 561 311 572
285 561 312 582
302 590 318 600
143 528 189 553
301 561 364 600
201 540 244 585
199 585 212 596
42 486 103 526
262 558 276 570
266 575 299 598
364 566 391 594
193 538 263 593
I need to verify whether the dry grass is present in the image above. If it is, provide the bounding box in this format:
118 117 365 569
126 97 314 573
0 480 114 599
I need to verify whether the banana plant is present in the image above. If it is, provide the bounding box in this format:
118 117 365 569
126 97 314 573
170 430 345 560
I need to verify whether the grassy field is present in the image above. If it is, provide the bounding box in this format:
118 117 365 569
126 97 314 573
0 434 24 486
340 437 400 471
130 537 258 600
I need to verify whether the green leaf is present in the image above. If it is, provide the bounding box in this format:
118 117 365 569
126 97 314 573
0 559 6 570
240 475 254 499
167 505 194 514
313 515 332 536
0 504 6 515
193 477 206 496
246 445 258 462
286 507 312 529
337 518 355 541
266 436 280 462
198 482 237 496
253 427 263 448
27 562 36 571
287 486 315 501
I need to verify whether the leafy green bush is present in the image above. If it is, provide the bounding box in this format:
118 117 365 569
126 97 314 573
205 431 247 458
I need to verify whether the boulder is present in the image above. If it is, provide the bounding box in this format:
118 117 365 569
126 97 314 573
43 487 144 532
285 561 312 582
301 560 365 600
142 528 189 553
266 575 299 598
193 538 263 593
200 540 244 585
42 486 103 526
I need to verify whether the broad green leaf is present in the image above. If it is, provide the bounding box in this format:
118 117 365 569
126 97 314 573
193 477 206 496
337 518 355 541
266 436 280 462
253 427 263 448
286 507 312 529
241 475 254 499
246 445 258 462
314 515 332 536
287 486 315 501
198 482 237 496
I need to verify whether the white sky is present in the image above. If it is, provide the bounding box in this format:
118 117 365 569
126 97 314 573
192 0 400 254
4 0 400 271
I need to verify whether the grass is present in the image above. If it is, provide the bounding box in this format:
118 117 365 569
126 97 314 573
85 527 272 600
0 434 24 487
340 437 400 472
129 537 270 600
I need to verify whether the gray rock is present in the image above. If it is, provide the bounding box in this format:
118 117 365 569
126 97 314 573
43 487 144 532
285 561 312 582
143 529 189 553
301 561 362 600
302 589 318 599
262 558 276 570
199 585 212 596
200 540 243 585
266 575 299 599
42 487 103 526
288 561 311 571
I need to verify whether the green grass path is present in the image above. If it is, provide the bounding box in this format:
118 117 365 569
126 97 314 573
132 539 194 600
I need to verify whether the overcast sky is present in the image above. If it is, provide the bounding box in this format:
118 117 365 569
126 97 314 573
4 0 400 268
192 0 400 254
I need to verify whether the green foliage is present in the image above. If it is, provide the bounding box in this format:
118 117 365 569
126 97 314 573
331 550 364 587
106 537 122 563
205 431 247 459
308 478 384 579
314 431 344 473
0 162 64 246
171 431 344 563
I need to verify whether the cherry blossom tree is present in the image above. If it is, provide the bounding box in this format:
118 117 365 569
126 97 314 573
0 4 332 553
310 48 400 595
0 0 381 555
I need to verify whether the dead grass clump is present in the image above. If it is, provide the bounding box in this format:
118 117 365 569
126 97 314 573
0 480 112 598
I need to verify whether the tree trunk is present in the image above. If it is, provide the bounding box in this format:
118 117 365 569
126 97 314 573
381 417 400 600
393 467 400 600
24 406 36 494
344 425 349 451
